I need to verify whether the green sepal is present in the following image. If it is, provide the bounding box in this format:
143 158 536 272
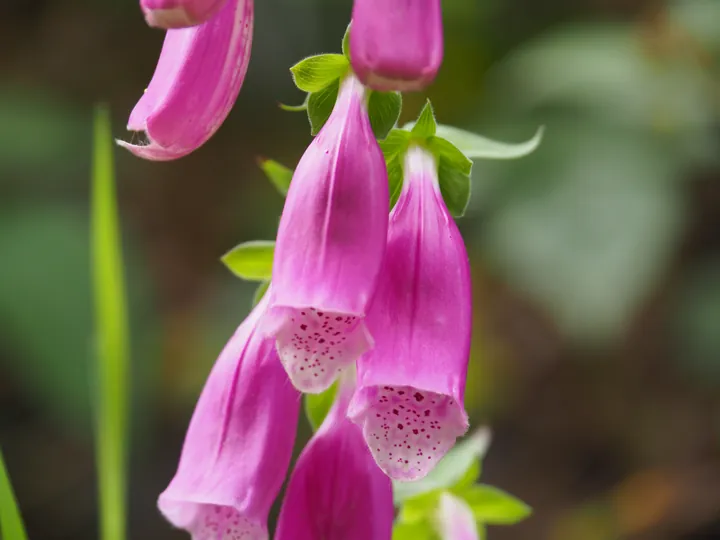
290 54 349 93
434 125 544 160
393 429 491 505
307 78 340 136
258 158 293 196
368 91 402 140
303 381 338 431
386 156 404 210
411 100 437 139
455 484 532 525
221 240 274 281
342 24 351 59
379 129 412 160
251 280 270 307
426 135 473 217
278 96 308 112
392 520 436 540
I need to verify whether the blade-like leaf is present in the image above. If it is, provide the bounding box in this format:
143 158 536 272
393 429 491 505
0 449 28 540
258 158 293 196
91 105 129 540
434 125 544 160
290 54 349 93
221 240 275 281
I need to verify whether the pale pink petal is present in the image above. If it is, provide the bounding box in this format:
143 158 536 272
437 492 480 540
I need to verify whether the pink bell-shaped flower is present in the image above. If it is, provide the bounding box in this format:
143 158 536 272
119 0 253 160
350 0 443 92
262 74 389 394
140 0 228 28
349 144 471 481
158 296 301 539
274 372 394 540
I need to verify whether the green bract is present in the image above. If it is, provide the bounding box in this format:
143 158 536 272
221 240 275 282
303 382 338 432
258 158 293 196
290 54 349 93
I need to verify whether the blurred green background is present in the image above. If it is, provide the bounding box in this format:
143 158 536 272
1 0 720 538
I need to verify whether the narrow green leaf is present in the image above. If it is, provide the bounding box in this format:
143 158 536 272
0 449 28 540
258 158 293 196
91 105 129 540
252 280 270 308
279 96 308 112
393 429 491 505
379 129 411 160
290 54 349 93
434 125 545 160
303 382 338 431
342 24 351 59
386 156 404 210
411 100 437 139
368 91 402 140
221 240 275 281
307 78 340 136
459 485 532 525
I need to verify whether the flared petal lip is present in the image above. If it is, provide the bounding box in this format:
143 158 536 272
143 6 196 28
358 69 438 93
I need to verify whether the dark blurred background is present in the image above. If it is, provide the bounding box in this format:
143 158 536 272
1 0 719 538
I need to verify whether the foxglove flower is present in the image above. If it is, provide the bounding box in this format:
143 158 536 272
349 145 471 481
158 296 300 539
119 0 253 161
262 74 389 394
275 373 394 540
141 0 227 28
437 492 480 540
350 0 443 92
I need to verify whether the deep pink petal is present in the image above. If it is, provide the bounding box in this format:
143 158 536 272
350 0 443 92
262 75 389 394
349 146 471 481
158 297 301 539
141 0 228 28
119 0 253 161
274 374 394 540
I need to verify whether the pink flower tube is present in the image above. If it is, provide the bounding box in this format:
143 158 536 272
350 0 443 92
262 74 389 394
119 0 253 161
141 0 227 28
274 373 394 540
158 296 300 539
349 145 471 481
437 492 480 540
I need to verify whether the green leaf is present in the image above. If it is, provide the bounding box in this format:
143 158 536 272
437 157 471 217
258 158 293 196
434 125 544 160
392 521 437 540
368 91 402 140
252 280 270 308
411 100 437 139
379 129 411 160
290 54 349 93
221 240 275 281
387 156 404 210
91 105 129 540
304 382 338 431
0 449 28 540
393 429 491 505
307 78 340 136
459 485 532 525
342 24 351 59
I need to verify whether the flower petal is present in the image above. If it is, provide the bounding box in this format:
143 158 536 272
119 0 253 160
141 0 228 28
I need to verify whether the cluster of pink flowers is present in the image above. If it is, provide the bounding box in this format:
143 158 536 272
122 1 477 539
